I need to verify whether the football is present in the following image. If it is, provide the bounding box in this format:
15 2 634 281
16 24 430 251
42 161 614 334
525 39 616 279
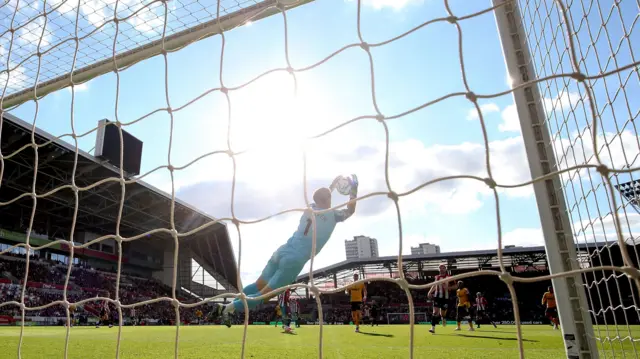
334 175 352 196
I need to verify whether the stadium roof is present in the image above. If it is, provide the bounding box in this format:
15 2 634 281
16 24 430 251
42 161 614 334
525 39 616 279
296 242 614 283
0 113 238 289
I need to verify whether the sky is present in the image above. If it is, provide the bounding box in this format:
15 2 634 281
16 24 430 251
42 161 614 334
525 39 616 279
1 0 640 288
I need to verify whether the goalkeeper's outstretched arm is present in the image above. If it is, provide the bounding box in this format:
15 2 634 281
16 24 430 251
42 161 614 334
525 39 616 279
330 174 358 222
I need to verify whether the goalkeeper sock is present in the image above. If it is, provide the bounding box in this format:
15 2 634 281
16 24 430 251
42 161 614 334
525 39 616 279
242 283 260 296
230 292 266 312
224 282 262 314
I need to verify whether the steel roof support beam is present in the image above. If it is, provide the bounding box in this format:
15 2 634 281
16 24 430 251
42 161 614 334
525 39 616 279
1 180 145 234
3 131 26 147
4 150 220 239
8 150 63 184
5 156 172 232
210 233 235 290
0 200 105 239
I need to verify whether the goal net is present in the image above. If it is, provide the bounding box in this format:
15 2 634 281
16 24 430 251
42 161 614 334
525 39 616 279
501 0 640 357
0 0 639 358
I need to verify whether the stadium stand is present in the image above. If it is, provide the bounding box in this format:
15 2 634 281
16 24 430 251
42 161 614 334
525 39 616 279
0 113 239 326
0 114 238 296
0 251 202 325
1 241 638 327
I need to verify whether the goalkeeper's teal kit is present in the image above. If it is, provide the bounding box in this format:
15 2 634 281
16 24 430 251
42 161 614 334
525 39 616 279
230 203 352 312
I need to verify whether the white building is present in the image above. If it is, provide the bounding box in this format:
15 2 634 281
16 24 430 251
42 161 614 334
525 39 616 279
345 235 379 260
411 243 441 255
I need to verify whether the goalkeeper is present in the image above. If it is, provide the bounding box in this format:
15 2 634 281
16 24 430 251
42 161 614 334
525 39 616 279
210 175 359 327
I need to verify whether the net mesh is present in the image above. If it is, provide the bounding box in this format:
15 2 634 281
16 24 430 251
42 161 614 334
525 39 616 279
518 0 640 353
0 0 267 95
0 0 639 358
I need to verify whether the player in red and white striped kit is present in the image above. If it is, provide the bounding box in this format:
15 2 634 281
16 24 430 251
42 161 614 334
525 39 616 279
96 298 112 328
278 288 293 333
289 298 300 328
130 307 137 326
475 292 497 329
428 264 453 334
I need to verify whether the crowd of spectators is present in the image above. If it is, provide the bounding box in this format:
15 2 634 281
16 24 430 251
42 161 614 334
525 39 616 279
0 253 205 325
0 252 558 326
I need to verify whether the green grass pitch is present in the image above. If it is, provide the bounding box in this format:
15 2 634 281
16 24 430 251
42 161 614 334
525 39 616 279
0 324 636 358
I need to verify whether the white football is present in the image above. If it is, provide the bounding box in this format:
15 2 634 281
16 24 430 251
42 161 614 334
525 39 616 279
334 176 352 196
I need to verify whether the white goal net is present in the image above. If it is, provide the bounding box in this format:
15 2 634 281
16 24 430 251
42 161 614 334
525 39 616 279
0 0 639 358
507 0 640 357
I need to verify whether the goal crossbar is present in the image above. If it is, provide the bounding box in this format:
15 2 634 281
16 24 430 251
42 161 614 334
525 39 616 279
1 0 313 110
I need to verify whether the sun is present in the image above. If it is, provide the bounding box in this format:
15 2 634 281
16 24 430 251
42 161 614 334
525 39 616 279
228 72 305 152
226 72 319 188
190 70 352 191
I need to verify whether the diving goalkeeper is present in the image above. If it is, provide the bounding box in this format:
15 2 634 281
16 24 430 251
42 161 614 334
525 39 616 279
210 174 359 327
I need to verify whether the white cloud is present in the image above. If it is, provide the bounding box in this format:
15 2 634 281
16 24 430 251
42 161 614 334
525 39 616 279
48 0 77 16
168 134 533 221
499 104 519 133
127 2 166 34
492 91 583 134
66 82 89 92
573 212 640 244
554 129 640 174
502 227 544 247
500 212 640 255
466 103 500 121
0 63 29 92
80 0 113 28
168 133 534 284
543 91 582 113
348 0 423 11
0 17 51 93
72 0 165 32
4 0 40 18
18 17 51 49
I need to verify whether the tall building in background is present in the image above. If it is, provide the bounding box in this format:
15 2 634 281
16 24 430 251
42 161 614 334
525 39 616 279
345 236 379 260
411 243 441 255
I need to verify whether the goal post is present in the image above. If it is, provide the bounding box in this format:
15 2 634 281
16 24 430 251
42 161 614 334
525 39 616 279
493 0 599 358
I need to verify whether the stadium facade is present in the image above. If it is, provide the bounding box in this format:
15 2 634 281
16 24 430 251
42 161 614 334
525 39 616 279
297 242 640 325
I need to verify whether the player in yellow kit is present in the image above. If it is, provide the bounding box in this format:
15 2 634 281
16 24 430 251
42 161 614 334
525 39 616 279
542 286 560 330
67 304 76 327
455 281 474 331
274 304 282 328
346 273 367 333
